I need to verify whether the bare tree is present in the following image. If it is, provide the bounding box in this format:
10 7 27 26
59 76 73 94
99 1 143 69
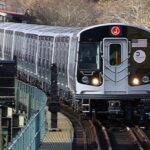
16 0 97 26
13 0 150 28
95 0 150 28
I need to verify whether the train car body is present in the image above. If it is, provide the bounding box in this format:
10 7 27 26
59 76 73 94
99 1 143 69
0 22 150 120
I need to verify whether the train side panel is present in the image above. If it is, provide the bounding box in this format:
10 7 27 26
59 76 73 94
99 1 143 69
0 29 4 59
68 36 78 96
52 36 70 91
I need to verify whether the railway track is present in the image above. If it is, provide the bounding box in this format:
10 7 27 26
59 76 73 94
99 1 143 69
59 103 150 150
132 126 150 150
60 103 99 150
95 120 150 150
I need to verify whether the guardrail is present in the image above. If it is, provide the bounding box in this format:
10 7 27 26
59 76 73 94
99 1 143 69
6 79 47 150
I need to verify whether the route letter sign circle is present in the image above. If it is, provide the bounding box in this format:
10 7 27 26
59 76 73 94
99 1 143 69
111 26 121 36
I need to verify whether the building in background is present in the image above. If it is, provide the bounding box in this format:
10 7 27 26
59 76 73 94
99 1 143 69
0 0 35 23
0 0 23 12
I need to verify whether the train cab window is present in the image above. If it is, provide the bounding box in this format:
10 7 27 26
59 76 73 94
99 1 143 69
109 44 121 66
78 42 100 70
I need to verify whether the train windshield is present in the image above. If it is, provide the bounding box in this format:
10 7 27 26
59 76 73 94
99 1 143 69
78 42 100 70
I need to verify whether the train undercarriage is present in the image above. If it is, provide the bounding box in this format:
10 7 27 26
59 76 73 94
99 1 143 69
74 95 150 123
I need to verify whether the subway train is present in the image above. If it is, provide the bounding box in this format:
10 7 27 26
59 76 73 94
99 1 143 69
0 22 150 120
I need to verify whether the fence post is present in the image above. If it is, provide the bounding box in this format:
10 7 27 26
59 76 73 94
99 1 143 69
27 94 32 119
15 89 20 112
35 111 40 150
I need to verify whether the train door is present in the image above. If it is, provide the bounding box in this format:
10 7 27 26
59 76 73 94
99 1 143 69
103 38 128 94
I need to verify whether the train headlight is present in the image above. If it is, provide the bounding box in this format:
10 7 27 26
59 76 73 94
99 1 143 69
142 76 149 83
82 76 89 84
132 77 140 85
91 77 101 86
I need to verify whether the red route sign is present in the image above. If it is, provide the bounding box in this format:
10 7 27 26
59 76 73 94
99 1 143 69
111 26 121 36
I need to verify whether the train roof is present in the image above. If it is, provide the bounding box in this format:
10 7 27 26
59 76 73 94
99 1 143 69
77 23 150 35
0 22 149 37
0 22 83 37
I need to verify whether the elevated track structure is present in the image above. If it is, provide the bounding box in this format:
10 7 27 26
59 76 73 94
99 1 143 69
6 79 47 150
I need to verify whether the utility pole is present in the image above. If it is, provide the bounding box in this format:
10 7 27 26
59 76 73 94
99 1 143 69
48 64 60 131
0 108 3 150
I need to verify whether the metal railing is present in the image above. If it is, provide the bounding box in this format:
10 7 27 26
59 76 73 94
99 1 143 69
6 79 47 150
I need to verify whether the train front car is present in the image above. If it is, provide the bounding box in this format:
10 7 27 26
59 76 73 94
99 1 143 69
76 24 150 120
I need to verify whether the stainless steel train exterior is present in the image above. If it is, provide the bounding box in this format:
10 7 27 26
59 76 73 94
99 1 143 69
0 22 150 120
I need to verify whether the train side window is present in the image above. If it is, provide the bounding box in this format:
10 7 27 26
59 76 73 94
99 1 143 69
43 38 47 68
25 35 30 62
14 33 18 57
42 59 45 67
0 30 3 58
46 60 49 68
30 37 34 63
64 37 69 74
7 31 11 57
41 40 44 67
38 58 41 66
18 32 23 60
39 37 43 67
109 44 121 66
49 38 53 66
28 35 31 62
30 34 35 63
